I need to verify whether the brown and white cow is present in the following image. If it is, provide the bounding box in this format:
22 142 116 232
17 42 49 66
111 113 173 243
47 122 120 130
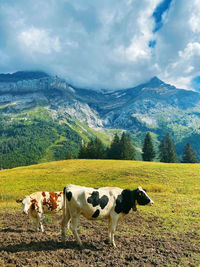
16 191 63 232
61 184 154 247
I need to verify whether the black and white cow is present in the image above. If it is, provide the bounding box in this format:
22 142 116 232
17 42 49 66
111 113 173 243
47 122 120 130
61 184 154 247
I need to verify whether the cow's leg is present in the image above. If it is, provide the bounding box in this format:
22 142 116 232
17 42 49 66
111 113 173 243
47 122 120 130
29 213 38 232
31 212 44 232
108 215 119 248
70 215 82 247
38 212 44 232
33 217 40 232
40 221 44 232
61 206 71 244
67 220 71 230
108 217 112 243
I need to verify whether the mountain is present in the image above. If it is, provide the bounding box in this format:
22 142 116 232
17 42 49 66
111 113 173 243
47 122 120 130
0 71 49 82
1 71 200 168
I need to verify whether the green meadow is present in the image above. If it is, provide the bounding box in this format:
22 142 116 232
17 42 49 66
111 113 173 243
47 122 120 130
0 159 199 234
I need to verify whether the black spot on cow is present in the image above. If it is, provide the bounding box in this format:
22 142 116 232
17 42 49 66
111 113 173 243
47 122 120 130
115 189 134 214
100 195 109 209
92 209 100 218
87 191 99 207
66 191 72 201
87 191 109 209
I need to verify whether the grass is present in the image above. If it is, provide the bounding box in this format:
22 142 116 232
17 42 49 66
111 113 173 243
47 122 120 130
0 159 199 235
72 118 111 145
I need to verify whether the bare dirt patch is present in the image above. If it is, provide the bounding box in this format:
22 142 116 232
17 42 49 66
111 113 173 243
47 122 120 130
0 212 199 266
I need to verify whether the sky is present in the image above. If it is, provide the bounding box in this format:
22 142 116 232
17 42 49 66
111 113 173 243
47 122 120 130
0 0 200 90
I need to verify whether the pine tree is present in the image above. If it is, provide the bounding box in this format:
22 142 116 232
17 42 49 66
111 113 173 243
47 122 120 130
142 132 156 161
120 132 136 160
158 139 167 162
85 139 95 158
182 143 198 163
66 152 72 159
126 134 136 160
93 137 106 159
78 141 87 159
107 133 121 159
159 133 178 163
78 138 106 159
165 133 178 163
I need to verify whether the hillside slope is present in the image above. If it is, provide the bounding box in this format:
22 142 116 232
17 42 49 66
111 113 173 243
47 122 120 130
0 159 199 266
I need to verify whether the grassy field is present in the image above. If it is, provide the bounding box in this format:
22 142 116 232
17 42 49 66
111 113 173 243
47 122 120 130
0 159 199 266
0 159 199 235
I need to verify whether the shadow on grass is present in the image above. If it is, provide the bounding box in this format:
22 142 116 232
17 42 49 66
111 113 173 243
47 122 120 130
0 227 35 233
0 240 102 253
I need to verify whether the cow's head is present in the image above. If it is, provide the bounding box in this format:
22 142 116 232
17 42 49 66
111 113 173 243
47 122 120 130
16 196 31 214
133 186 154 207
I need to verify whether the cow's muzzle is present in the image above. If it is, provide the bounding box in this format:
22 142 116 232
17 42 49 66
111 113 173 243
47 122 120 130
148 200 154 206
132 206 137 211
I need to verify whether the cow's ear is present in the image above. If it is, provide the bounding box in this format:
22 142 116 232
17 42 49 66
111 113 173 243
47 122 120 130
16 199 22 203
143 188 147 192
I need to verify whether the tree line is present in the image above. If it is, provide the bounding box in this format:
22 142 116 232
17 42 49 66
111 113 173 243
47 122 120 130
78 132 136 160
78 132 198 163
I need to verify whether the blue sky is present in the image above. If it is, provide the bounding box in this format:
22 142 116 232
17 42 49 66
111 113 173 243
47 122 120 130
0 0 200 90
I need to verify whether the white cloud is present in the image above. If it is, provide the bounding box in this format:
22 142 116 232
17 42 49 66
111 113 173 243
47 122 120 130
0 0 200 90
156 1 200 90
125 0 159 61
189 0 200 33
179 42 200 58
169 77 192 91
19 27 61 54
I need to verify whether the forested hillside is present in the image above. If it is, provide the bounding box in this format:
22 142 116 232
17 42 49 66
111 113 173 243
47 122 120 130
0 118 81 168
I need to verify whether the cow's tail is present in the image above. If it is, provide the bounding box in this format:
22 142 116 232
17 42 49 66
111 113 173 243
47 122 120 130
61 186 67 243
63 186 67 223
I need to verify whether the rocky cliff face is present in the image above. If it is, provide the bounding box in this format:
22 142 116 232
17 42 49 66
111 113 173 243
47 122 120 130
1 71 200 159
96 77 200 130
0 72 104 128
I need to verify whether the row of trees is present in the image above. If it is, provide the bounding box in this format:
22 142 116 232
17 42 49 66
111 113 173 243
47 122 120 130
78 132 198 163
143 132 198 163
78 132 136 160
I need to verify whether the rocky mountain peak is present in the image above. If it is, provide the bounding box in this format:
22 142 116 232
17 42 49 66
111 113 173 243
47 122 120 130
0 71 49 82
148 76 164 86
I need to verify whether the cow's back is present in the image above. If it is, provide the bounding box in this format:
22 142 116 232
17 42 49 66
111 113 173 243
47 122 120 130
42 192 63 213
65 184 122 219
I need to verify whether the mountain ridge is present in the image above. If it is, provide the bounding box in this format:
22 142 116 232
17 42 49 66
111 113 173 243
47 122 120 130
1 70 200 167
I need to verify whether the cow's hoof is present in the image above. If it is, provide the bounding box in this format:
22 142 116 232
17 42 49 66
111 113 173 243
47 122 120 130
78 243 83 249
104 239 109 245
112 243 116 248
